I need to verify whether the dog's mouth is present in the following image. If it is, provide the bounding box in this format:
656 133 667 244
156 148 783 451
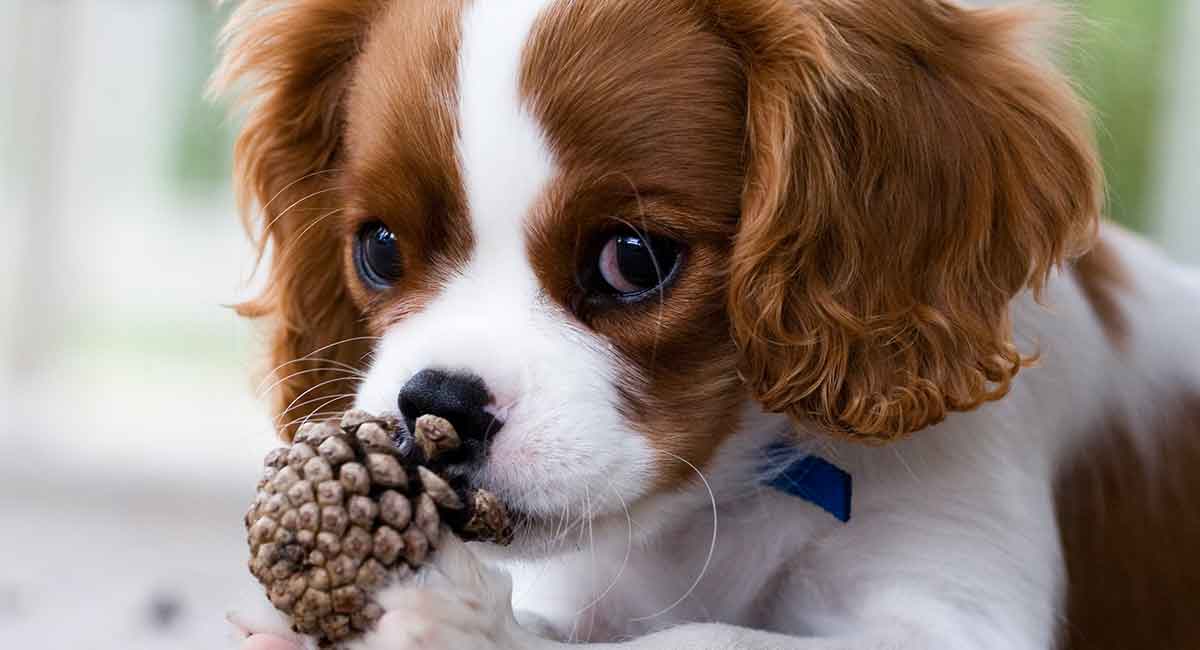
469 507 576 557
421 464 574 551
469 479 643 557
379 440 532 548
384 413 637 554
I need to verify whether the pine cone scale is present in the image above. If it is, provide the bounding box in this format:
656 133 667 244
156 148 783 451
246 410 513 648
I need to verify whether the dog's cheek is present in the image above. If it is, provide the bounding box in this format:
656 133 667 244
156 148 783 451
473 322 659 520
615 353 745 491
601 246 748 490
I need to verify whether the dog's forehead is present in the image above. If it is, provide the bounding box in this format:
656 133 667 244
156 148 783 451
346 0 746 233
456 0 556 258
520 0 746 203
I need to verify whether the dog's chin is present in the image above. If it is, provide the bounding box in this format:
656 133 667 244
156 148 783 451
469 503 641 563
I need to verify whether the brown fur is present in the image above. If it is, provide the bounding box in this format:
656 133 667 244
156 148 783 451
1072 233 1131 347
340 0 470 329
1055 393 1200 649
715 0 1103 442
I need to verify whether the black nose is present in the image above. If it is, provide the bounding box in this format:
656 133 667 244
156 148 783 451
398 369 498 450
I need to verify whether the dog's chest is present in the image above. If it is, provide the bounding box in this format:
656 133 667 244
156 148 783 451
502 491 837 642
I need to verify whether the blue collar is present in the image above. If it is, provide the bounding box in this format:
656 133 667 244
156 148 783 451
761 443 852 523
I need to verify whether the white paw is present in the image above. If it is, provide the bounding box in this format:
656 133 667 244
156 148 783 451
226 598 312 649
345 534 547 650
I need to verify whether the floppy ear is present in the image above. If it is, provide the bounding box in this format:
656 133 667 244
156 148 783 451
214 1 387 437
719 0 1103 442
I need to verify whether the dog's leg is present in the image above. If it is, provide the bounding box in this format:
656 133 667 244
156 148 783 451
342 534 556 650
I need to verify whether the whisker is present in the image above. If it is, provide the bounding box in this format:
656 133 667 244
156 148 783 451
276 412 336 432
299 395 357 425
574 493 589 551
258 169 343 221
549 502 588 549
298 336 383 359
275 376 362 426
585 484 598 641
273 358 366 381
262 206 348 214
244 170 343 258
479 410 504 451
262 186 343 235
258 366 364 398
255 336 382 393
631 450 718 622
552 501 572 549
279 207 346 258
575 474 634 616
893 447 920 482
276 393 359 420
278 400 349 431
567 517 588 643
555 502 571 550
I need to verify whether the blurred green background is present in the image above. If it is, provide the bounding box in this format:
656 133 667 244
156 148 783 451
1069 0 1176 233
0 1 1196 648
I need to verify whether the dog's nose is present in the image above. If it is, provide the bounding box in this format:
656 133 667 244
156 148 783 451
398 369 497 449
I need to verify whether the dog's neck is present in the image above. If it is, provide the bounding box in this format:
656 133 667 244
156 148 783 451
487 407 833 641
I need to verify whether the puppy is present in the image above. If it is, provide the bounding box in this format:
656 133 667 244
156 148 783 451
217 0 1200 648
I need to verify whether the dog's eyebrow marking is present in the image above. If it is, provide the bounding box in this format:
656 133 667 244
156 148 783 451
457 0 555 282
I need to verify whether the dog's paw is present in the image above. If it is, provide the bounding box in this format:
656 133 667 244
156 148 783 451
226 602 311 649
345 534 551 650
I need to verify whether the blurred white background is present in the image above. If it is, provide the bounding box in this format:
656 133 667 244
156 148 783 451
0 0 1196 648
1 2 274 647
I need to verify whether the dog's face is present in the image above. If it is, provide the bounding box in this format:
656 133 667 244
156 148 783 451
219 0 1100 547
344 0 747 537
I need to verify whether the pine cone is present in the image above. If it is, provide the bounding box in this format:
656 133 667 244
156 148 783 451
245 411 512 647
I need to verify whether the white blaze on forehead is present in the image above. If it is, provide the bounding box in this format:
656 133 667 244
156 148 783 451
354 0 656 524
458 0 555 273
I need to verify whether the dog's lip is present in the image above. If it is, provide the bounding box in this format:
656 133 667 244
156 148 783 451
496 508 558 547
437 457 585 539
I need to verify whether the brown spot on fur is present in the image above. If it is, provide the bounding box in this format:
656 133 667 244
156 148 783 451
1055 392 1200 649
1073 231 1131 348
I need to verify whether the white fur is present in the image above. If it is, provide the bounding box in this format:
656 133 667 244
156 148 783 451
353 0 656 526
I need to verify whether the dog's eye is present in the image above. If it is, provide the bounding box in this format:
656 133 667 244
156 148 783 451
589 230 681 299
354 222 401 289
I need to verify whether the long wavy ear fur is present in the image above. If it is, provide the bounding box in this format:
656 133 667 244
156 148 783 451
717 0 1103 442
213 1 388 438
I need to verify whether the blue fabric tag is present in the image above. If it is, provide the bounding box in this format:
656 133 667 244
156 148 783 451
762 446 852 523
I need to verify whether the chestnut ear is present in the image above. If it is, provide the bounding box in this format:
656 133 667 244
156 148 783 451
720 0 1102 441
214 1 387 437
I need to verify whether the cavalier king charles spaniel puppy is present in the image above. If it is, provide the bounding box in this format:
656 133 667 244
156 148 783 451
217 0 1200 648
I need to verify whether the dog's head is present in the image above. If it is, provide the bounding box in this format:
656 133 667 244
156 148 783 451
218 0 1100 544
